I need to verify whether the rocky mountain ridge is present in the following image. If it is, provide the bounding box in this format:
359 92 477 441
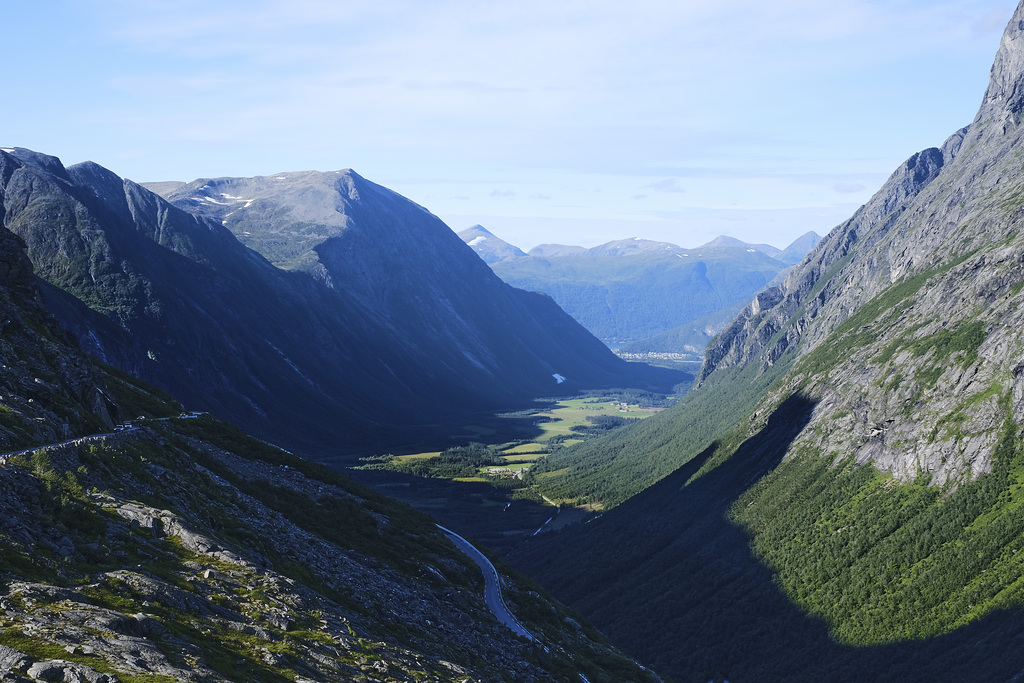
0 149 681 458
696 127 966 387
695 12 1024 487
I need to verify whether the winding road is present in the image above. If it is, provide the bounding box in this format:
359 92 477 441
0 414 202 464
2 428 615 677
0 429 135 464
435 524 536 642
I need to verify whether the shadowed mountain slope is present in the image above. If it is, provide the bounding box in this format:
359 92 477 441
513 395 1024 681
0 208 122 448
0 149 682 457
157 168 684 394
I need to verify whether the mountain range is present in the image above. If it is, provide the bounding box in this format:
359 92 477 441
509 2 1024 680
459 225 820 351
0 149 681 459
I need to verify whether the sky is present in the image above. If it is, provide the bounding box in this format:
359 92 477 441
2 0 1016 251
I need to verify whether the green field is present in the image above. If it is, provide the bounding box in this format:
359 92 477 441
363 397 662 495
532 398 655 437
394 451 440 462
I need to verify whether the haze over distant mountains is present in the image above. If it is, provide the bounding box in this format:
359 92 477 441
459 224 820 351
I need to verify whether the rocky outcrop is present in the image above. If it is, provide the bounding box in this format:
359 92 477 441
0 419 657 682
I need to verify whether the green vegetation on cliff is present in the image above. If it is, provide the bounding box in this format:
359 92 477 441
733 408 1024 645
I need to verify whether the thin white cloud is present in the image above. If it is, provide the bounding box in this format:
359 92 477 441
647 179 687 194
833 182 867 193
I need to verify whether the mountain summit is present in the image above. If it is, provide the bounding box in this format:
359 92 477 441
1 152 680 457
979 1 1024 131
457 224 527 263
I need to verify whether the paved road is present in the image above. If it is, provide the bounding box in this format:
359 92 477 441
0 429 134 464
0 414 202 464
436 524 536 641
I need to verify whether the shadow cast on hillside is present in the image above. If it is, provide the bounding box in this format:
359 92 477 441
510 393 1024 682
345 466 559 554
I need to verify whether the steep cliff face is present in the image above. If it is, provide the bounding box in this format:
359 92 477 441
694 2 1024 487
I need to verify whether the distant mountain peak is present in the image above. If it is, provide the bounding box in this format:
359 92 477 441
527 243 587 258
585 238 685 258
457 225 526 263
777 231 822 266
702 235 746 248
697 235 781 257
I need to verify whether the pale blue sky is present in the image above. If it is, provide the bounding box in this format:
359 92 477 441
2 0 1015 250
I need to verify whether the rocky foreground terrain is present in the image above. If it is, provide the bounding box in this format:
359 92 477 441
0 417 655 683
